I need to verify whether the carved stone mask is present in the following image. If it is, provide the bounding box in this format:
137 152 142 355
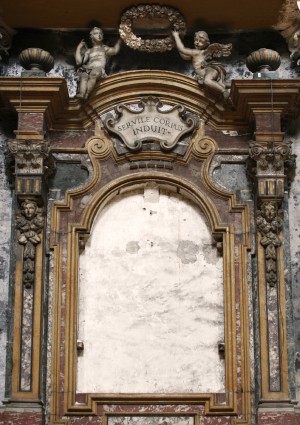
22 201 37 219
262 203 276 222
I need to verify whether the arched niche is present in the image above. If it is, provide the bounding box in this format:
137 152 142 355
51 154 249 417
77 183 225 394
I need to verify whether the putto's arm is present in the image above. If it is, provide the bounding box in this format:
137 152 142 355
75 39 88 65
172 31 195 58
106 39 122 56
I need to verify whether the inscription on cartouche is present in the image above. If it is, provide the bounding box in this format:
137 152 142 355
105 97 196 151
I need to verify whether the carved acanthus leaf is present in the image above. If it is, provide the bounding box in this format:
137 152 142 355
249 141 293 172
7 139 55 177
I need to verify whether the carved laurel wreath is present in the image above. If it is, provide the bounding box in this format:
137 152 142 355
119 5 186 53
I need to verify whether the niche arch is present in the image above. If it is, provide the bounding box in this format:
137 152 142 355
77 184 225 394
51 168 250 418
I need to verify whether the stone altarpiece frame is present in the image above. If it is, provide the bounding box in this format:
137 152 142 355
49 91 251 424
2 70 299 425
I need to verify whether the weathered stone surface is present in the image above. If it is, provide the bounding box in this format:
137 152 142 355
78 187 224 394
0 125 13 405
287 116 300 403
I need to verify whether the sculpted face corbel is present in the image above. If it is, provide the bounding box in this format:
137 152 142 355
16 199 45 288
256 201 283 287
248 139 295 288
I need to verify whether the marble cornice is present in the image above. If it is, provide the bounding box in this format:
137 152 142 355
0 72 300 131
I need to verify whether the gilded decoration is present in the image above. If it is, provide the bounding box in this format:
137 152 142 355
16 200 44 288
119 5 186 52
256 201 283 287
105 97 196 151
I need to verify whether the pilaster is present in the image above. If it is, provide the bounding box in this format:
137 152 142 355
248 109 296 410
3 101 54 421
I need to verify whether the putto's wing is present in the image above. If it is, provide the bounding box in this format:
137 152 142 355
274 0 300 52
203 43 232 60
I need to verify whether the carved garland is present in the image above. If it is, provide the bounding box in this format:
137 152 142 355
119 5 186 53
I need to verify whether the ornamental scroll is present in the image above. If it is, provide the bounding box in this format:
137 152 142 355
105 97 196 151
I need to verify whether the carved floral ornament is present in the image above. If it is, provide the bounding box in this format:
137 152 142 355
119 5 186 52
104 97 196 151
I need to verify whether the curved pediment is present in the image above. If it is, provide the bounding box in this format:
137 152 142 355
1 71 299 131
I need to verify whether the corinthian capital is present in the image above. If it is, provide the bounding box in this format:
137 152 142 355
249 140 294 173
7 139 55 177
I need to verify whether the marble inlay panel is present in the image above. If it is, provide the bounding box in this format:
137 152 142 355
107 416 195 425
20 286 33 391
77 187 224 393
267 285 281 392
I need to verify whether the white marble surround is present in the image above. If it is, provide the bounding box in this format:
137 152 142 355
77 185 225 393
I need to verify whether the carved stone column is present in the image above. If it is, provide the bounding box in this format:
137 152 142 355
6 130 54 407
249 112 295 404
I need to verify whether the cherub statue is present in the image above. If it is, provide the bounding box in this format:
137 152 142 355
75 27 121 100
172 30 232 96
274 0 300 65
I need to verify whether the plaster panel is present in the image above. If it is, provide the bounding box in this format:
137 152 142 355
77 186 224 394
